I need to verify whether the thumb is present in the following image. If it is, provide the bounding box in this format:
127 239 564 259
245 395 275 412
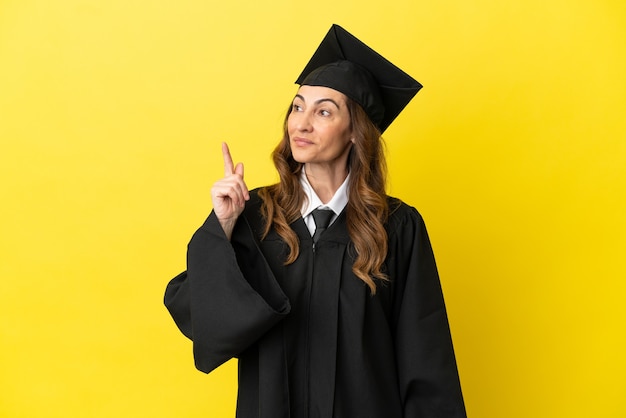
234 162 249 200
234 162 244 177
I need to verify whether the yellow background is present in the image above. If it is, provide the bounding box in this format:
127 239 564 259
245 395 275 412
1 0 625 417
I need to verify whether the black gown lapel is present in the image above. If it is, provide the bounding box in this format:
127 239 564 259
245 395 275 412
306 212 350 416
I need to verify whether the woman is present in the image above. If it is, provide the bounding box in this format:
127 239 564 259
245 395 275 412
165 24 466 417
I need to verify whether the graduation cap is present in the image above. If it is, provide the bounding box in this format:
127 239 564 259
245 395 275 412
295 24 422 133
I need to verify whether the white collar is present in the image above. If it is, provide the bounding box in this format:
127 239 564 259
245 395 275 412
300 166 350 219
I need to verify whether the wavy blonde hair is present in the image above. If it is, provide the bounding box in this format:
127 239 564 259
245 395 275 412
258 97 389 294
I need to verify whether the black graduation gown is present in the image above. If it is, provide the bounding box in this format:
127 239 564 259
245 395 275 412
164 188 466 418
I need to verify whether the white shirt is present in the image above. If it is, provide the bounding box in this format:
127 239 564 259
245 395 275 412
300 167 350 237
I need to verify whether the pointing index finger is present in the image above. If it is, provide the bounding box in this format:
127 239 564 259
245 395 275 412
222 142 235 176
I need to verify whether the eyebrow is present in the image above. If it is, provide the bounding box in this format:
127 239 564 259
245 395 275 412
294 94 341 109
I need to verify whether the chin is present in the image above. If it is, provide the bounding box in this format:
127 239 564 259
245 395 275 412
289 148 311 164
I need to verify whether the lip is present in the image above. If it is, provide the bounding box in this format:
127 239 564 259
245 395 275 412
292 137 314 146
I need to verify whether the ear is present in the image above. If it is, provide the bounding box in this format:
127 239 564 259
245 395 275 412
350 138 355 143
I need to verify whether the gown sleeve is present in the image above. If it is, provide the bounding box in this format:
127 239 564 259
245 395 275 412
164 208 291 374
389 205 467 417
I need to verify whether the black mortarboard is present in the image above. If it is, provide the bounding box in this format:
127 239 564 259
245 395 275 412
295 24 422 133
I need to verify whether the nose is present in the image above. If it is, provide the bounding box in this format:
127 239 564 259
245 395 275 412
293 110 313 132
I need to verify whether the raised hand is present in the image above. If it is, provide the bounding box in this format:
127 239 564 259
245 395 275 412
210 142 250 239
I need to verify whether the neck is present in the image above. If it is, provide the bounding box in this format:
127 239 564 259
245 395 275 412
304 163 348 204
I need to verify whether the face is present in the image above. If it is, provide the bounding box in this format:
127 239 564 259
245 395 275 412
287 85 353 171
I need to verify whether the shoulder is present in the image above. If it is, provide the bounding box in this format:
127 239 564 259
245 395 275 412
240 187 269 235
246 187 265 210
385 196 426 237
386 196 424 224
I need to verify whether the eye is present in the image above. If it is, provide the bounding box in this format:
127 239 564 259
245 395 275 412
319 109 331 117
292 103 303 112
